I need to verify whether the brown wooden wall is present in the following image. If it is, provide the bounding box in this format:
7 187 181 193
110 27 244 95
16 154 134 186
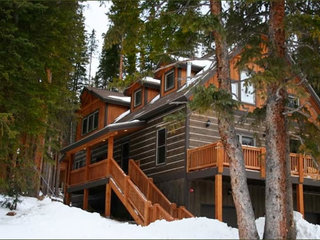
188 111 265 149
113 105 187 178
107 104 128 125
76 94 106 141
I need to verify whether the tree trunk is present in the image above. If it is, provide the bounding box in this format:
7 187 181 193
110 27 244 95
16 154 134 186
210 1 259 239
264 1 296 239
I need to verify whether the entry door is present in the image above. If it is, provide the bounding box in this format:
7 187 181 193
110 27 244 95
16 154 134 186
121 142 130 174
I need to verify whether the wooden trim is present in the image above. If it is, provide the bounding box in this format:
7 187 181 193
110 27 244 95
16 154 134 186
67 177 109 193
296 184 304 218
83 189 89 210
298 154 304 183
215 174 223 221
260 147 266 178
67 131 118 155
105 183 112 217
104 103 108 126
108 136 114 160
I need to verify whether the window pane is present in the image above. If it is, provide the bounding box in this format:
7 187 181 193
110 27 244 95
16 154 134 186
288 95 299 108
241 81 255 104
157 146 166 164
242 136 254 146
94 111 99 129
165 71 175 91
88 115 94 132
134 89 142 107
158 129 166 146
231 82 238 100
82 118 88 135
240 71 250 80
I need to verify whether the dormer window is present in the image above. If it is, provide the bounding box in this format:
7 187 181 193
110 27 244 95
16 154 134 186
134 89 142 107
164 70 175 92
231 71 255 105
82 111 99 135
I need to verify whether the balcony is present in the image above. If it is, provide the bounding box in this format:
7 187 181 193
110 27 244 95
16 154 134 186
70 159 109 186
187 141 320 181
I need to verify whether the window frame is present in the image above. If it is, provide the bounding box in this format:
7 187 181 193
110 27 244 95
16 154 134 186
133 88 142 107
287 94 300 109
237 134 256 147
164 70 175 92
231 71 256 105
81 110 99 135
156 128 166 165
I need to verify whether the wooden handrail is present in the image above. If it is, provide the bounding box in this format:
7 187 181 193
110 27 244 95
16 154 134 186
129 159 175 215
128 159 194 220
187 141 320 181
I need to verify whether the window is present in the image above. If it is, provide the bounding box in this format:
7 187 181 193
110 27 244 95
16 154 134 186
82 110 99 135
165 70 175 91
237 135 255 146
288 95 299 109
134 89 142 107
156 128 166 165
231 71 255 104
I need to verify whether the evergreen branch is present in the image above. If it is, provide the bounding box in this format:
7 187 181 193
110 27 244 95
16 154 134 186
283 102 310 116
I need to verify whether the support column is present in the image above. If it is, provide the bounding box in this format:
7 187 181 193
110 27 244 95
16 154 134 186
83 189 89 210
296 184 304 218
65 154 73 205
108 136 114 159
215 174 223 221
105 183 112 217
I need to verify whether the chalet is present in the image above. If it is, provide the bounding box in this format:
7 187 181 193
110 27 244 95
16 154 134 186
60 53 320 226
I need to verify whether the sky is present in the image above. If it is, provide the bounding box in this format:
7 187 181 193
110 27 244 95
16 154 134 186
83 1 112 81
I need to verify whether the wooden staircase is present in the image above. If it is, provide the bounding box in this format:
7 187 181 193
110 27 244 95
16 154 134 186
107 158 193 226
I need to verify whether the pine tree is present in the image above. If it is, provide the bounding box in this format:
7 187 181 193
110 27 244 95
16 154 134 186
0 0 87 201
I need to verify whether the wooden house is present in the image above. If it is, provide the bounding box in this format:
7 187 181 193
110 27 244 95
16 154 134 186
60 53 320 226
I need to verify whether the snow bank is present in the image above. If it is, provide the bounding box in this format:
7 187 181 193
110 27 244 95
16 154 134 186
0 196 319 239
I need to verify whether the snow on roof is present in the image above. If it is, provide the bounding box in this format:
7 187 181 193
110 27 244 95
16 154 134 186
108 119 140 128
108 95 131 103
114 110 130 123
142 76 160 86
150 94 160 104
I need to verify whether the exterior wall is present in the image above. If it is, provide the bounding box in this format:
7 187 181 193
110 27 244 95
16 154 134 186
76 94 106 141
107 104 128 125
113 105 187 178
188 111 265 149
146 88 159 103
188 178 265 227
156 178 186 206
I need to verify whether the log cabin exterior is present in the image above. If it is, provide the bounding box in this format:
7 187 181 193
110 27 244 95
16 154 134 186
60 53 320 226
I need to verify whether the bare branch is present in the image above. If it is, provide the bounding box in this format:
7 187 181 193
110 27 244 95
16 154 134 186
283 102 310 115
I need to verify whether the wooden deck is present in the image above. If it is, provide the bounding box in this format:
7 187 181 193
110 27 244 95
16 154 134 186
68 158 193 225
187 141 320 181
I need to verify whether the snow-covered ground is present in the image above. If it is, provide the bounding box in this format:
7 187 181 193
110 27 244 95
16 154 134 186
0 195 319 239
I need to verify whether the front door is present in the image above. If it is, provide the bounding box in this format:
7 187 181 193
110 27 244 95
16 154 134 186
121 142 130 174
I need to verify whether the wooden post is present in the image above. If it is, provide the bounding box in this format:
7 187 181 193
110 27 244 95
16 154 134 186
65 154 73 205
105 183 112 217
216 141 224 173
83 189 89 210
298 154 304 184
108 136 114 160
296 184 304 218
215 174 223 221
260 147 266 179
144 201 152 225
85 147 91 180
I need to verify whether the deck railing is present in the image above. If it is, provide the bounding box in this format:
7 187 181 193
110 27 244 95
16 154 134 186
70 167 86 185
187 141 319 181
88 159 108 181
128 159 192 218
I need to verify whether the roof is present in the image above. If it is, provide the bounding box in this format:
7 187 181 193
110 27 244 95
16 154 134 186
83 87 131 107
124 76 161 96
61 120 145 153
